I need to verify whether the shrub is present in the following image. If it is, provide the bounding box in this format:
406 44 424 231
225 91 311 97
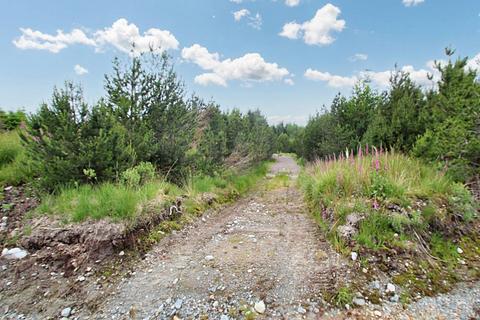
22 83 135 190
121 162 156 188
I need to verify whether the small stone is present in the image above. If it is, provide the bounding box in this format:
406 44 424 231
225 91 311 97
174 299 183 309
60 307 72 317
351 252 358 261
390 294 400 303
77 276 86 282
220 315 230 320
1 247 28 260
173 278 179 285
353 298 366 306
166 298 172 304
374 310 382 317
212 301 219 308
362 268 368 274
205 255 214 261
457 247 463 254
119 251 125 256
297 306 306 314
254 300 266 314
386 283 395 293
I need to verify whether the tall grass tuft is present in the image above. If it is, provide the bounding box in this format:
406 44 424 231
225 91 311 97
300 148 478 252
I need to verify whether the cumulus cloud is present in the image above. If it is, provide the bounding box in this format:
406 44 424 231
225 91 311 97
402 0 425 7
284 78 295 85
93 18 179 54
74 64 88 75
305 69 357 88
349 53 368 62
233 9 250 21
279 3 345 46
305 62 440 88
182 44 289 86
285 0 300 7
13 19 179 55
13 28 95 53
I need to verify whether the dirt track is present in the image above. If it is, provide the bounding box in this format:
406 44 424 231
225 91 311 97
90 155 349 319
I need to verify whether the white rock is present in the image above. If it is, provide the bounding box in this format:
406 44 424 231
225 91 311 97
353 298 366 306
77 276 86 282
254 301 266 314
1 247 28 260
351 252 358 261
205 255 214 261
60 307 72 317
386 283 396 293
119 251 125 256
297 306 306 314
173 278 179 285
220 315 230 320
174 298 183 309
457 247 463 254
374 310 382 317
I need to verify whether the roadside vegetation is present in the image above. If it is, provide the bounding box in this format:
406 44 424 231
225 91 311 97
297 49 479 305
0 51 275 256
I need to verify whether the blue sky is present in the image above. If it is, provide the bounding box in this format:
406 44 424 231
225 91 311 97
1 0 479 124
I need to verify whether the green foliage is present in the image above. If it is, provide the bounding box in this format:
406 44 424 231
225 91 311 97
0 131 23 167
0 131 35 186
300 151 478 253
332 286 354 307
429 233 460 267
20 52 275 191
38 180 167 222
301 50 479 183
121 162 156 188
0 110 26 131
22 83 135 190
273 123 304 154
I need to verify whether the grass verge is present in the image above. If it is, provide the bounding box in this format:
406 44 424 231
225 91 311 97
0 131 35 186
37 161 270 223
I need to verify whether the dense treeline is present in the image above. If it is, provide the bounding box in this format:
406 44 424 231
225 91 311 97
19 53 275 190
300 50 479 184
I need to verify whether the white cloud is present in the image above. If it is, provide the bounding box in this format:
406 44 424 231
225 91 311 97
285 0 300 7
279 3 345 46
284 78 295 85
248 13 263 30
94 18 179 55
233 9 250 21
232 9 262 29
74 64 88 75
305 62 441 88
182 44 289 86
402 0 425 7
349 53 368 62
279 22 302 39
13 19 179 55
305 69 357 88
13 28 95 53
